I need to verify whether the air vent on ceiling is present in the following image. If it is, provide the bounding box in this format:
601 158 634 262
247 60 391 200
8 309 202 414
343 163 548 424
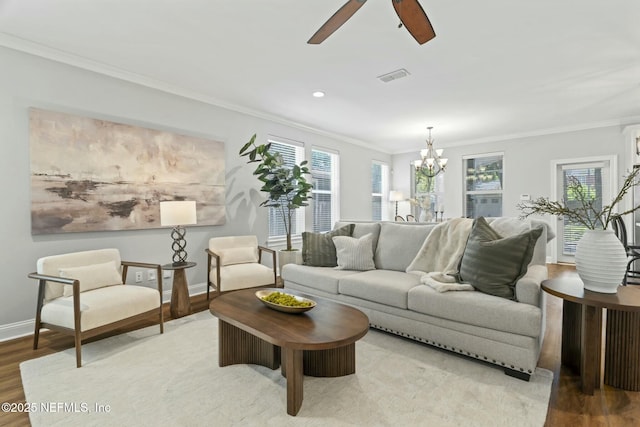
377 68 410 83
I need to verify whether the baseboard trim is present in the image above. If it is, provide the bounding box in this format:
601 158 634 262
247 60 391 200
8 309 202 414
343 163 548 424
0 319 34 342
0 282 208 343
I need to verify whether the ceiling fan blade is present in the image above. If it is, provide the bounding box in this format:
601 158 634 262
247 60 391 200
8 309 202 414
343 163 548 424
392 0 436 45
308 0 368 44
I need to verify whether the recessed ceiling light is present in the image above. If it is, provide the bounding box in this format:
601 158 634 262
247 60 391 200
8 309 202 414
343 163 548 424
312 91 325 98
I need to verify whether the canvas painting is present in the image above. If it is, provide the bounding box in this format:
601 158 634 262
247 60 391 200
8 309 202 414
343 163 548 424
29 108 225 234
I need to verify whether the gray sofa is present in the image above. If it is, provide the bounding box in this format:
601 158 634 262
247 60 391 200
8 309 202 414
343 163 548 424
281 218 553 380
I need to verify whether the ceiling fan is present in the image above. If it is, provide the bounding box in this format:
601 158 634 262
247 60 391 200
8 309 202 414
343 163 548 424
308 0 436 45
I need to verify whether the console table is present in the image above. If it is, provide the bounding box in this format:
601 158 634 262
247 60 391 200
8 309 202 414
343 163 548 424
542 272 640 394
162 262 196 318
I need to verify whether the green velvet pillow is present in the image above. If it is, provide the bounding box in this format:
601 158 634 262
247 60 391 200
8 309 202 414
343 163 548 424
458 217 543 300
302 224 355 267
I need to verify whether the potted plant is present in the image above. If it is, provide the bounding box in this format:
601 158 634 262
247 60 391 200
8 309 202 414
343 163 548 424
239 134 313 268
518 168 640 293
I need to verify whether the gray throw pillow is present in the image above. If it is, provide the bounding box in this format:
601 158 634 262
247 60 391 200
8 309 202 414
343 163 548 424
332 233 376 271
458 217 543 300
302 224 355 267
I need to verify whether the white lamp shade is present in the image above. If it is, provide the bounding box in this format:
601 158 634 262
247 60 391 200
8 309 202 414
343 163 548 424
389 191 404 202
160 201 197 226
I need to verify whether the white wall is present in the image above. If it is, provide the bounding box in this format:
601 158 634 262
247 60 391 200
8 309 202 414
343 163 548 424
0 47 390 337
392 126 632 220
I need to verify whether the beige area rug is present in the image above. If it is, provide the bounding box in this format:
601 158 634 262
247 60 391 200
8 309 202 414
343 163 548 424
21 311 553 427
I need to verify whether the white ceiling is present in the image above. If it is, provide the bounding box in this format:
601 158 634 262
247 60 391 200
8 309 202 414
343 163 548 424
1 0 639 154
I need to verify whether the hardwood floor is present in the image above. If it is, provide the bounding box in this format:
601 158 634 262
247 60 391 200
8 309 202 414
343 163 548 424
1 267 638 426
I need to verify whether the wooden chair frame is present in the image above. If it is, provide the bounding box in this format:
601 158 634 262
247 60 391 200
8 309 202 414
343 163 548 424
28 261 164 368
206 245 277 299
612 215 640 285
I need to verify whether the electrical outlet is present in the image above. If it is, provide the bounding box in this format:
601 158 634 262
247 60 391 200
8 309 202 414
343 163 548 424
135 272 143 283
147 270 156 281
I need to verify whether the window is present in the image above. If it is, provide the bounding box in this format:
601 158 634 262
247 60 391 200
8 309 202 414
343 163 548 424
311 148 339 233
266 138 306 242
412 168 445 218
371 161 389 221
463 153 504 218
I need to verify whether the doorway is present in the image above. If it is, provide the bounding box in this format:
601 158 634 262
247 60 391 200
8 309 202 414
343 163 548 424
552 157 615 263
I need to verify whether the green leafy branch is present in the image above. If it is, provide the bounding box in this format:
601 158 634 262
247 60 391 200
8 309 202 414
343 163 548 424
239 134 313 251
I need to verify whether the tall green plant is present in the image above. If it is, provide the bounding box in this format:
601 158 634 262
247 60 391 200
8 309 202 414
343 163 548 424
239 134 313 251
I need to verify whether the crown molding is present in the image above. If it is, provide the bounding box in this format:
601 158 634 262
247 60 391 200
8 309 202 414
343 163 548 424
395 116 640 155
0 33 384 154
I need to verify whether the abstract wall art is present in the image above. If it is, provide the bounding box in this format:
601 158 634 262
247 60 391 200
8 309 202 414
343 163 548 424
29 108 225 234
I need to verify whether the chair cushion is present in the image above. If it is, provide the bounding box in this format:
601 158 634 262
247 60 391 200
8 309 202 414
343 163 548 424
333 233 376 271
302 224 354 267
209 236 260 266
40 285 160 331
218 247 259 266
59 260 123 297
37 249 122 301
210 263 275 292
458 217 543 300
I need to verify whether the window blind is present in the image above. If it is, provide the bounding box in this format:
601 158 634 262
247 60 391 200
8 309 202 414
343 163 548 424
312 149 339 233
562 167 603 255
266 139 305 240
372 161 389 221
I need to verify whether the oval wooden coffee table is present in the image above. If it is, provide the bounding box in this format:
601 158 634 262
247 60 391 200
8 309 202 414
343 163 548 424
209 288 369 416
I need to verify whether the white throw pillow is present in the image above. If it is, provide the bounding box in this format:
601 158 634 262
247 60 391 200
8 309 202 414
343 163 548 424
332 233 376 271
218 247 259 266
59 260 123 297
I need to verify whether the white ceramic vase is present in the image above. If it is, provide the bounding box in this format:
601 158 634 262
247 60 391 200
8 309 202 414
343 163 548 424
419 209 432 223
575 229 627 293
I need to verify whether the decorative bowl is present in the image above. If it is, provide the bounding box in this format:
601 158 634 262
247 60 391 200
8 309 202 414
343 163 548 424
255 290 316 314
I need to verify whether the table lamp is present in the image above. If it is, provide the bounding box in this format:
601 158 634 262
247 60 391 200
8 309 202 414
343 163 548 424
389 191 404 217
160 200 197 266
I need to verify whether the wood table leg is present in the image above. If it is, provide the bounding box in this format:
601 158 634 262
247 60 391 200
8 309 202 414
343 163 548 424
303 344 356 377
285 347 304 416
561 300 582 373
605 310 640 391
217 320 280 369
580 304 603 395
170 268 191 318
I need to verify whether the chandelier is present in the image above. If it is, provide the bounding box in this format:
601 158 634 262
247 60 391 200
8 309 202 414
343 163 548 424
414 126 447 178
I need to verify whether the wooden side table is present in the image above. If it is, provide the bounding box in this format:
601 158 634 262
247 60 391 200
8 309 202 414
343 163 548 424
162 262 196 318
542 272 640 394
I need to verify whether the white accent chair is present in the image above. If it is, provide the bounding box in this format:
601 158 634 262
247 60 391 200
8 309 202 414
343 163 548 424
28 248 164 367
206 235 277 299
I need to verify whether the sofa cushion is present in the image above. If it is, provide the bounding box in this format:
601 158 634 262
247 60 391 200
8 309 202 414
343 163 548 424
302 224 354 267
407 284 542 337
488 217 550 266
59 261 123 297
335 221 382 254
374 223 435 271
338 270 421 309
281 264 360 294
333 233 376 271
458 217 543 300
